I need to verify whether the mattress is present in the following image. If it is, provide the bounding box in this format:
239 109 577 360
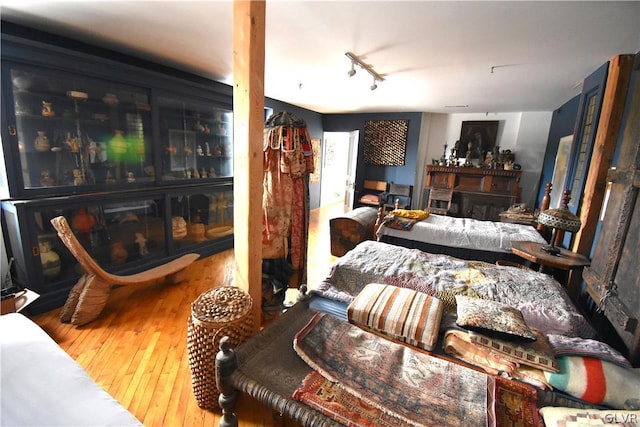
376 213 547 253
0 313 142 426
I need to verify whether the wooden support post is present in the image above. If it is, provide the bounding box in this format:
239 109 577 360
568 54 633 296
232 0 265 330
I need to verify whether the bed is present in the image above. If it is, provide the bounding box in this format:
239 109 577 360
217 241 640 427
375 212 548 263
0 312 142 426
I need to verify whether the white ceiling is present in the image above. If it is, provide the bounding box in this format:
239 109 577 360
2 1 639 114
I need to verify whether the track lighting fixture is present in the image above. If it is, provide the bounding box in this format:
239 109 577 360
348 61 356 77
345 51 384 90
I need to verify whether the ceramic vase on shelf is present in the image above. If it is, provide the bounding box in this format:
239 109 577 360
72 208 97 235
34 131 51 152
39 239 61 281
172 216 188 241
110 241 128 265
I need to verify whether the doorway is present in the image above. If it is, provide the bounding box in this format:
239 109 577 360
320 131 359 209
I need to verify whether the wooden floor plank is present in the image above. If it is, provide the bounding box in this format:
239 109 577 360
32 203 345 426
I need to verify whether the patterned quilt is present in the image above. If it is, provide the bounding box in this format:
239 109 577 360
312 240 595 338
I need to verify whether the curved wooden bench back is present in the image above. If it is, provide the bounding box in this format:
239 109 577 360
50 216 200 286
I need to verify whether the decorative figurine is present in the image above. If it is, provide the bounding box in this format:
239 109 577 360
126 172 136 183
205 142 211 156
41 101 55 117
110 241 128 265
464 142 474 167
448 148 457 167
72 169 84 186
196 145 204 156
40 169 55 187
172 216 188 241
34 131 51 152
66 132 80 153
88 139 98 163
135 233 149 256
39 239 61 280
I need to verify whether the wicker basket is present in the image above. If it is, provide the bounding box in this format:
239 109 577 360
187 286 254 410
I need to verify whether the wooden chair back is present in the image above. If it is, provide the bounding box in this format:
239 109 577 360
426 188 453 215
383 183 413 210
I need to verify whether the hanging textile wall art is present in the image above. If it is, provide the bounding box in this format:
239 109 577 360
364 119 409 166
309 137 321 184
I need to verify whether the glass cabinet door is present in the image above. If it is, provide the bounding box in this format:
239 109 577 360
33 198 166 284
7 65 153 191
169 189 234 250
157 96 233 181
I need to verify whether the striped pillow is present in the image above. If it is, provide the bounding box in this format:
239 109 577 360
347 283 443 351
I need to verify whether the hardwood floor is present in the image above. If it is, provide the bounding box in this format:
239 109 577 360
33 202 347 427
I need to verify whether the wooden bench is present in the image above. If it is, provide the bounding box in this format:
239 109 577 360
50 216 199 326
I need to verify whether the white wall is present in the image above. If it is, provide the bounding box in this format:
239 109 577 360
417 111 552 207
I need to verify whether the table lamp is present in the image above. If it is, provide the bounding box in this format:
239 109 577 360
537 190 581 256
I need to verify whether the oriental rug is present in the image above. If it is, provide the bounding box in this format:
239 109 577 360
294 313 494 426
293 371 401 427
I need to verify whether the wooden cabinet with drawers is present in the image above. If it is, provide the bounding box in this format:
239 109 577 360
424 165 521 221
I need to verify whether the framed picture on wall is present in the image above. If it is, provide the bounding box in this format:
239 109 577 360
456 120 499 159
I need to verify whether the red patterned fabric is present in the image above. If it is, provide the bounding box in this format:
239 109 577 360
262 125 313 276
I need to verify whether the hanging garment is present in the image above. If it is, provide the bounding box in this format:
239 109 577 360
262 112 314 277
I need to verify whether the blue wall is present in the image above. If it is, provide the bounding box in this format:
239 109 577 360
536 95 580 207
264 97 324 208
323 112 423 208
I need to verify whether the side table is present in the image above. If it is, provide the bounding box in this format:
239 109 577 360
511 241 590 299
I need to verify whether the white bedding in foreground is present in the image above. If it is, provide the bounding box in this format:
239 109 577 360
376 213 547 253
1 313 142 426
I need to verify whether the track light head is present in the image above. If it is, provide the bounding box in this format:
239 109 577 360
348 62 356 77
345 52 384 90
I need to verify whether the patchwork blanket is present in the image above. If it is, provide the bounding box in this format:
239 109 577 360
313 241 594 338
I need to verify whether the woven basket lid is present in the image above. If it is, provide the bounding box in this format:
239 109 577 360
191 286 252 325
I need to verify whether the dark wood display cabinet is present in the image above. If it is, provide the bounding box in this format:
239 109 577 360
424 165 521 221
1 27 234 314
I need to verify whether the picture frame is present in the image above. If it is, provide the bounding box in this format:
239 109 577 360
456 120 499 159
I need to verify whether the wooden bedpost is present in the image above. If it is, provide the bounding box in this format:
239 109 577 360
537 182 552 237
374 207 384 239
216 337 238 427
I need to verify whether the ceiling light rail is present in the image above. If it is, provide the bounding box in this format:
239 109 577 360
345 51 385 91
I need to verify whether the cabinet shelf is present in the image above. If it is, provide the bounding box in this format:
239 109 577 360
2 33 235 314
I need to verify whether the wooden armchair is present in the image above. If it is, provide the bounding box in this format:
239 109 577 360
50 216 199 326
